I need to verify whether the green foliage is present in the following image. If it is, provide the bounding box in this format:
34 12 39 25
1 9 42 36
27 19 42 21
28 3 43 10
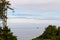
32 25 60 40
0 26 17 40
0 0 13 19
0 0 17 40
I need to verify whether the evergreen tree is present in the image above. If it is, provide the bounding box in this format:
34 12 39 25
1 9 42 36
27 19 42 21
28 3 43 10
0 0 17 40
0 26 17 40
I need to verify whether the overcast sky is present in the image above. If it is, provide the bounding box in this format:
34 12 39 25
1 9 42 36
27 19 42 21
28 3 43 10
7 0 60 23
8 0 60 19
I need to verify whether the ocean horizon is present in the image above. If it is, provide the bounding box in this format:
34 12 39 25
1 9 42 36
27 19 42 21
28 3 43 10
7 19 60 40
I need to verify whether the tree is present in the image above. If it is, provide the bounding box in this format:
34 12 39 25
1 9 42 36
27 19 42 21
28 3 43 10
32 25 59 40
0 0 14 27
0 26 17 40
0 0 17 40
38 25 57 39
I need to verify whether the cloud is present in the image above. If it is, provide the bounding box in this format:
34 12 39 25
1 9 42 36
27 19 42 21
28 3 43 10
7 18 60 24
14 3 60 12
8 0 60 20
7 11 60 20
9 0 60 13
9 0 49 5
9 0 60 12
9 0 60 4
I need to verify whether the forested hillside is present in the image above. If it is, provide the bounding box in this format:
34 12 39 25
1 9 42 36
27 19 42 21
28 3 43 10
32 25 60 40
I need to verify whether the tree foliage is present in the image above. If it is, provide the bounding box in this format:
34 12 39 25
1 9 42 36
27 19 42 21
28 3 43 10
0 26 17 40
0 0 13 19
0 0 17 40
32 25 60 40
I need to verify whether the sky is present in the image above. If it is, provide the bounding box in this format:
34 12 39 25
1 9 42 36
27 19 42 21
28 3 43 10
6 1 60 40
7 0 60 24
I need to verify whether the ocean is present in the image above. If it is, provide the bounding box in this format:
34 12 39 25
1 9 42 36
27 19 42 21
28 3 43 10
7 22 60 40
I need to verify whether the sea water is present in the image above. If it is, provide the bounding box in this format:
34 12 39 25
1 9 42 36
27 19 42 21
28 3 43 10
7 22 60 40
